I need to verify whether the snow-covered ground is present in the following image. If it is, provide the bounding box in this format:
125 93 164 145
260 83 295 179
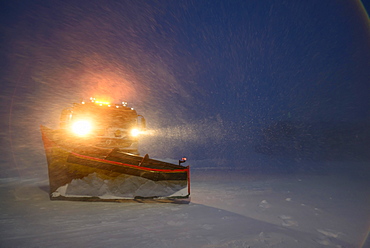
0 160 369 248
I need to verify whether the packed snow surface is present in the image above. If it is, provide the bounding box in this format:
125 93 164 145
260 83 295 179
1 162 369 248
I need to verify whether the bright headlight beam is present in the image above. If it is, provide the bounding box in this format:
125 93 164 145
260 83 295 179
72 120 92 136
130 128 140 137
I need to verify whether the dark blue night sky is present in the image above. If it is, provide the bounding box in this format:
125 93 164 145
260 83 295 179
1 1 369 171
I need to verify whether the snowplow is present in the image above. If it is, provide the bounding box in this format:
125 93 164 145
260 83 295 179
40 98 190 203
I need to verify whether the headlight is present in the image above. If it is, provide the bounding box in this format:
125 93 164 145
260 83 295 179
71 120 92 136
130 128 140 137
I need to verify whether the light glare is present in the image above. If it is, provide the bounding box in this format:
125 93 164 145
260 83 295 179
131 128 140 137
72 120 92 136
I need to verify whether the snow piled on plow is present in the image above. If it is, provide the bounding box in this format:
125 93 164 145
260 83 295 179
52 173 188 199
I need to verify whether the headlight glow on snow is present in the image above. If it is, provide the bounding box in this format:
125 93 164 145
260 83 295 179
130 128 140 137
72 120 92 136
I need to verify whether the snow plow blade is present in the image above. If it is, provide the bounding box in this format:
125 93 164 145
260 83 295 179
40 125 190 203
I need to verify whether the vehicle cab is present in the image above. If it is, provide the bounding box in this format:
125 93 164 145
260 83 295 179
59 98 145 154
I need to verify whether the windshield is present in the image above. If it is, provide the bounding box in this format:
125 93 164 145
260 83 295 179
72 106 138 129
